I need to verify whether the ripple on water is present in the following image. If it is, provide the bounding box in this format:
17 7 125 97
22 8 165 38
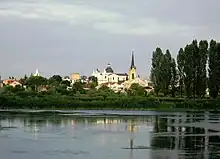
43 150 90 156
11 150 28 154
0 126 18 130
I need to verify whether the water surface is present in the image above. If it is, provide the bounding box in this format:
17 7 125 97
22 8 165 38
0 110 220 159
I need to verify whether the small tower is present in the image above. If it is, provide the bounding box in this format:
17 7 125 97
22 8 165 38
33 68 40 76
128 50 137 81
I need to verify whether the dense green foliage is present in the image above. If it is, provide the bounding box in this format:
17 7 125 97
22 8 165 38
0 75 155 109
151 39 220 99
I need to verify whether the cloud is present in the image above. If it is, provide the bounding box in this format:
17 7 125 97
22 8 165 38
0 1 122 25
0 0 198 36
93 18 196 36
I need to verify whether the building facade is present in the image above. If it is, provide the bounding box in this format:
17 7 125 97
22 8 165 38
92 63 128 85
71 73 80 82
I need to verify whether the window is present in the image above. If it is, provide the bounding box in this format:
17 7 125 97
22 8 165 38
113 77 114 80
132 73 134 79
105 76 107 79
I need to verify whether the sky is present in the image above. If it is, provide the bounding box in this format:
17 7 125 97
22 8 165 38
0 0 219 79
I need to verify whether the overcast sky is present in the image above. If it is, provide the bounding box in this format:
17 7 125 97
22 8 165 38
0 0 219 79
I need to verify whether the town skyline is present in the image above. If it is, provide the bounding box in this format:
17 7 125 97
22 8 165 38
0 51 148 79
0 0 219 78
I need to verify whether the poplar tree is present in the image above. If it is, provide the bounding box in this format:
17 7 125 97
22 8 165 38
161 50 172 96
208 40 218 98
191 40 199 98
183 44 193 97
197 40 208 97
170 58 178 97
177 48 184 97
150 48 163 95
216 43 220 88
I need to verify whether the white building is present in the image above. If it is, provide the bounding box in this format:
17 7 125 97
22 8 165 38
92 63 128 85
33 69 40 76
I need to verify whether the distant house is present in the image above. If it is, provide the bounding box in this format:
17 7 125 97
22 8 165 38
9 81 22 87
3 79 23 88
71 73 80 82
3 79 16 85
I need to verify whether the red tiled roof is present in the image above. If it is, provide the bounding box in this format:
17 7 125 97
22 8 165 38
4 79 16 85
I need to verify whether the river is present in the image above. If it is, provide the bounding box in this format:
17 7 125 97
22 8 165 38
0 110 220 159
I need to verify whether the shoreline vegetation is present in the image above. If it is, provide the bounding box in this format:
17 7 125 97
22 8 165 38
1 94 220 111
1 39 220 111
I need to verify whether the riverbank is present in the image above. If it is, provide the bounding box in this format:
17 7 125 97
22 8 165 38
0 109 205 118
0 94 220 110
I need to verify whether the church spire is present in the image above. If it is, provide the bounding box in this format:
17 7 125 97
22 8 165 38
128 50 137 81
130 50 136 69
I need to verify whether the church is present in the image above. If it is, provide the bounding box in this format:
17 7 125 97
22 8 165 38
92 51 138 85
92 63 128 85
93 51 153 92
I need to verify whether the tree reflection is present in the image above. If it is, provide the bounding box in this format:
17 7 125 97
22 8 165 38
151 113 220 159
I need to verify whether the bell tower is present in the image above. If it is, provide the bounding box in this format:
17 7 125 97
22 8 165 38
128 50 137 81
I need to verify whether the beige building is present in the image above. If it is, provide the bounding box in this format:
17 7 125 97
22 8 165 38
71 73 80 82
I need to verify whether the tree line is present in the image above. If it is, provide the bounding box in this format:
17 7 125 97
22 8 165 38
2 73 147 97
0 73 153 109
150 39 220 98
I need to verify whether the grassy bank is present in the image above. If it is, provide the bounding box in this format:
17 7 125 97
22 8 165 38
0 94 220 110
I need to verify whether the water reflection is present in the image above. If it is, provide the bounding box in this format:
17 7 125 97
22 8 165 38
151 112 220 159
0 111 220 159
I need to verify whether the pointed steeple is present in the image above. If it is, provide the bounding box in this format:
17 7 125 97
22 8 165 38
34 68 40 76
130 50 136 69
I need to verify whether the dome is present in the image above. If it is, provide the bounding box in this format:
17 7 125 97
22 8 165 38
105 63 114 73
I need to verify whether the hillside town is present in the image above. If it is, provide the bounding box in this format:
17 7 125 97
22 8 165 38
0 51 153 93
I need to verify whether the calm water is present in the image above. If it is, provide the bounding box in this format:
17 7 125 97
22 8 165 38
1 110 220 159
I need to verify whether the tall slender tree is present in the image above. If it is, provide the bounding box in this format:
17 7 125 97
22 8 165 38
170 58 178 97
183 44 194 98
150 48 163 95
177 48 184 97
191 40 199 98
161 49 172 95
197 40 208 97
216 43 220 87
208 40 218 98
